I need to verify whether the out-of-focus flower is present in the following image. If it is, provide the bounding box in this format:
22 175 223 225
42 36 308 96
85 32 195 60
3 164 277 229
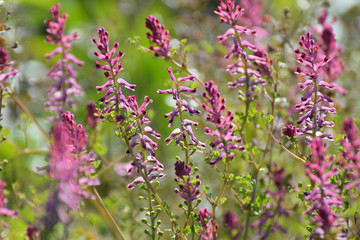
44 3 84 121
294 32 335 142
158 67 205 148
304 138 344 238
174 161 201 202
47 111 99 224
282 124 297 138
198 208 218 240
251 162 291 239
0 179 17 218
25 225 40 240
202 81 245 165
85 101 100 128
215 0 271 102
145 15 171 58
224 211 240 239
340 118 360 190
0 47 18 87
313 10 346 95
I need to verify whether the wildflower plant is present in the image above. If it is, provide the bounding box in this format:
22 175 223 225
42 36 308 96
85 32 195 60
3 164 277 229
1 1 360 240
294 32 336 142
44 3 84 121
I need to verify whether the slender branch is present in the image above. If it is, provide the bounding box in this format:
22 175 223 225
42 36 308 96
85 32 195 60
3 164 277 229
262 117 306 163
11 94 50 143
92 187 126 240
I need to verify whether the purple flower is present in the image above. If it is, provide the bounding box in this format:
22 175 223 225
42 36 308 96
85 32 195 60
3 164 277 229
304 138 344 238
340 118 360 190
25 225 40 240
238 0 266 28
0 179 18 218
145 15 171 58
92 28 163 190
92 27 135 116
224 211 239 229
0 47 18 87
202 81 245 165
158 67 205 148
44 3 84 121
215 1 271 101
85 101 100 128
313 10 346 95
198 208 218 240
294 32 336 141
282 124 297 138
48 111 99 224
174 161 201 202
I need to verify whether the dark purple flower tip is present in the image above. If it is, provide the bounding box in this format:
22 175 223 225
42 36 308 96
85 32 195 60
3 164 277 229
283 124 297 138
224 211 239 229
174 161 190 178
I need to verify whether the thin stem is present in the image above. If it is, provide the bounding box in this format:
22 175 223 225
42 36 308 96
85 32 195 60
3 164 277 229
92 187 126 240
212 161 231 240
262 117 306 163
11 94 50 143
117 123 185 239
242 170 259 240
233 29 251 136
169 58 205 88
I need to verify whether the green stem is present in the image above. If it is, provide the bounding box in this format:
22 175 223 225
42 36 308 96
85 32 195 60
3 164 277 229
262 117 306 163
11 94 50 143
212 161 231 240
118 123 185 239
242 169 259 240
92 187 126 240
169 58 205 88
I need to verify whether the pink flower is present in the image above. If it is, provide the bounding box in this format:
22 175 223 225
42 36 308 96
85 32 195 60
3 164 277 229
44 3 84 121
304 138 344 238
198 208 218 240
174 161 201 202
47 111 99 224
158 67 205 148
202 81 245 165
145 15 171 57
0 179 18 218
294 32 336 141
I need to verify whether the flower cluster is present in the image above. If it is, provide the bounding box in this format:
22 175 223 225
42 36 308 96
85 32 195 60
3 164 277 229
238 0 266 28
93 28 164 190
294 32 336 141
0 47 18 88
215 0 272 101
223 211 240 239
313 10 346 95
340 118 360 190
158 67 205 148
44 3 84 121
0 179 18 218
304 138 344 238
47 111 99 224
198 208 218 240
251 162 291 239
124 96 165 189
92 27 135 116
85 101 100 128
145 15 171 58
282 124 297 138
174 161 201 202
202 81 245 165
